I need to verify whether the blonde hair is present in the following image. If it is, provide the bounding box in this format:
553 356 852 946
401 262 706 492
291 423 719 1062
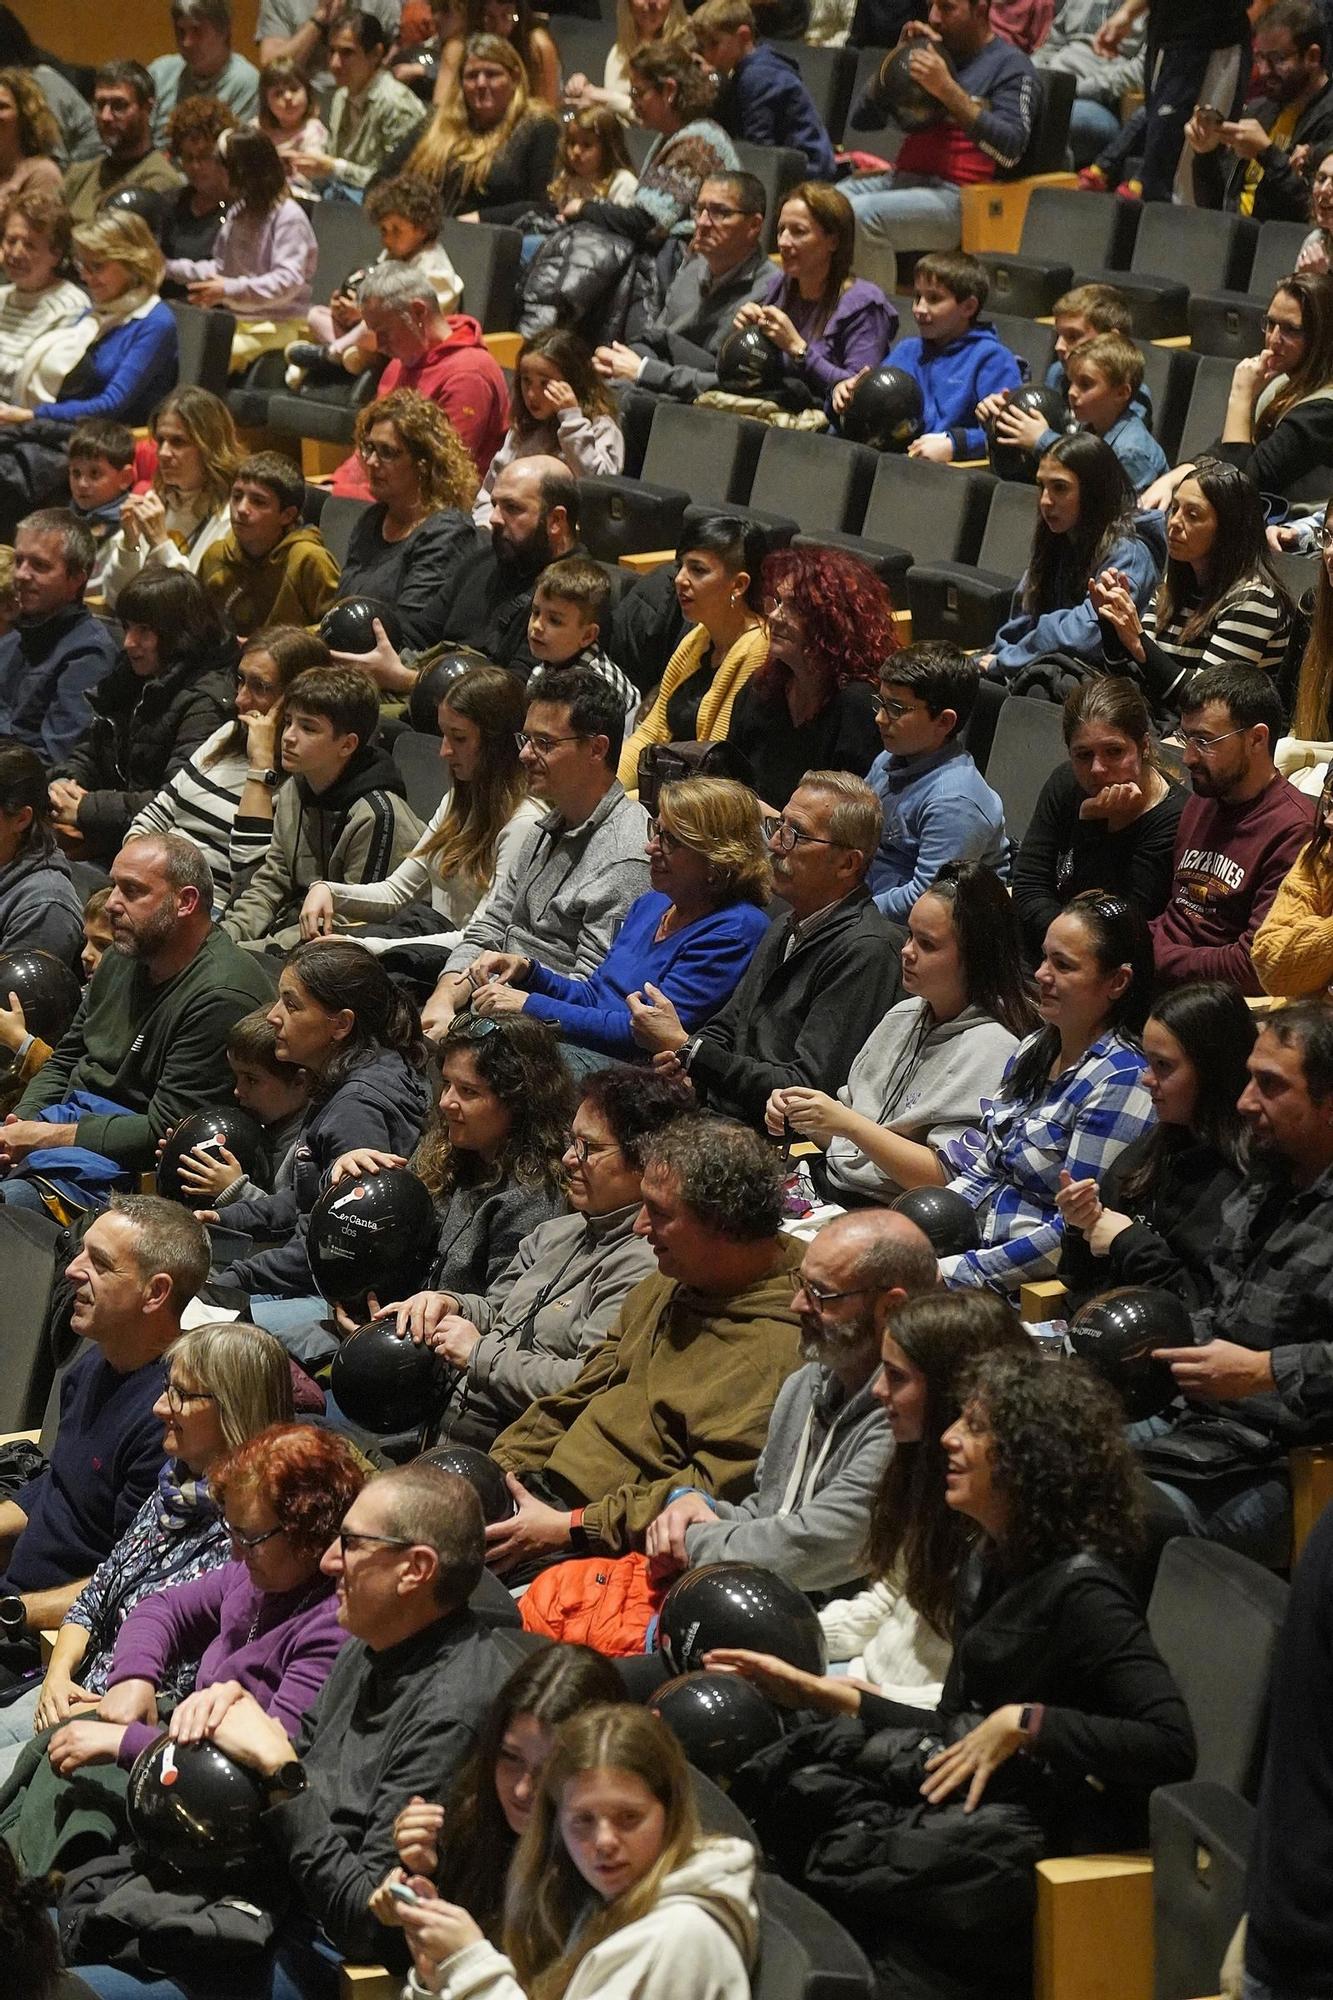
406 34 550 198
658 775 772 906
503 1706 702 2000
163 1323 295 1451
71 211 165 294
1066 330 1143 396
152 386 242 513
353 387 479 512
549 103 634 208
0 67 60 157
614 0 686 54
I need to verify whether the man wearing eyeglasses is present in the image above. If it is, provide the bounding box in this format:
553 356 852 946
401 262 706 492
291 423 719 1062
1149 664 1312 995
593 173 773 404
1184 0 1333 225
61 62 182 228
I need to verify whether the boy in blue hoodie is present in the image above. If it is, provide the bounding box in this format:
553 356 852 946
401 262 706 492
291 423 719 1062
692 0 836 180
993 330 1167 494
867 641 1008 922
833 249 1022 461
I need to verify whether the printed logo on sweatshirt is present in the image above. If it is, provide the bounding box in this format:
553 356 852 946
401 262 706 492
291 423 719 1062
1174 846 1248 903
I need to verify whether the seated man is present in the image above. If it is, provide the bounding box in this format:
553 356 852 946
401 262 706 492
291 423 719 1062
593 172 773 405
693 0 836 179
0 511 117 764
842 1 1036 299
867 643 1007 922
399 1065 694 1447
1151 665 1312 994
148 0 261 141
61 62 182 226
423 668 650 1040
4 833 274 1187
1142 1000 1333 1568
199 452 341 636
1033 0 1145 168
65 1459 511 1989
485 1118 804 1575
629 771 904 1129
1185 0 1333 222
431 459 584 678
0 1196 207 1656
222 665 424 951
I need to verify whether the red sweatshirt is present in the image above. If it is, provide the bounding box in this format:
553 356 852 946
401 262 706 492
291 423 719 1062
1150 776 1314 993
331 315 509 498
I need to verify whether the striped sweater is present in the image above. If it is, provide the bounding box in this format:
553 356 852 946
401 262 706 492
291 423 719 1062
126 720 271 906
1103 577 1292 717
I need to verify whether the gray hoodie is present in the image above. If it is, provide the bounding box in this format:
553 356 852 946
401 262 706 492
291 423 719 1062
0 837 83 967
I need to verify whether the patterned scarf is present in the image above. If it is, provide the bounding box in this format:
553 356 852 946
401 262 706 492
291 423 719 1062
154 1458 215 1533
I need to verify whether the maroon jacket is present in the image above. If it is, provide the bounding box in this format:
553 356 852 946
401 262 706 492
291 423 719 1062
1150 775 1314 993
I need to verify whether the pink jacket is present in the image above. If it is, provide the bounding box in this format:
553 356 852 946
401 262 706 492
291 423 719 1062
165 196 318 318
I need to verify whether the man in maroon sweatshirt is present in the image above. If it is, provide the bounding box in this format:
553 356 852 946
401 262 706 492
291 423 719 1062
1151 664 1313 995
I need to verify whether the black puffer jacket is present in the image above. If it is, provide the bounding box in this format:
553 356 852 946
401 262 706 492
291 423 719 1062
518 215 661 345
60 636 241 858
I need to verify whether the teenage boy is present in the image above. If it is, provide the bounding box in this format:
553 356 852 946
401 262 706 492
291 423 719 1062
995 331 1168 493
222 665 423 950
834 250 1022 463
526 556 638 718
199 452 340 636
173 1006 312 1214
866 642 1007 921
66 421 137 592
691 0 836 179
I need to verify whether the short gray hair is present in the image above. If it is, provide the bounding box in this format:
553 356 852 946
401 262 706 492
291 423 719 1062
375 1460 484 1607
119 830 215 908
17 508 96 579
644 1116 785 1241
107 1194 210 1312
360 263 441 317
798 769 882 874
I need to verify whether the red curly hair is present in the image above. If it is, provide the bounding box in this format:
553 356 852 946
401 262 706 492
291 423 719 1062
751 545 900 703
211 1423 366 1558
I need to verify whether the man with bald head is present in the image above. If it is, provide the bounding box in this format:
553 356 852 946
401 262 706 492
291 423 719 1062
645 1209 940 1593
434 456 584 676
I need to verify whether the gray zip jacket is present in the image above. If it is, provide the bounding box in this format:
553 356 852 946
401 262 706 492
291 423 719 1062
682 1362 890 1593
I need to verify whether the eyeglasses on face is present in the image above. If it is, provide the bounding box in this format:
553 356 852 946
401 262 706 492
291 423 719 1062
359 437 407 463
164 1379 219 1416
646 814 690 856
873 693 922 721
337 1529 415 1558
1180 724 1248 755
1263 315 1303 340
692 200 745 221
563 1131 619 1164
225 1520 285 1552
762 814 845 852
797 1276 876 1307
515 730 586 756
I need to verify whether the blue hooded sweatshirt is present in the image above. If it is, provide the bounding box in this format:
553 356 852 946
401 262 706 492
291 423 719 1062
890 322 1024 460
867 741 1009 923
725 44 835 180
989 508 1168 677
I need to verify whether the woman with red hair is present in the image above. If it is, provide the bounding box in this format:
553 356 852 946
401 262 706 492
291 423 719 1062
725 545 899 811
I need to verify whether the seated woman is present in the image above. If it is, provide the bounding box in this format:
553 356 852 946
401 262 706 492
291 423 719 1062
1255 763 1333 996
733 182 896 407
127 625 331 908
563 0 687 120
389 1706 758 2000
47 569 240 862
435 0 561 109
0 191 84 412
163 124 318 375
370 1643 625 1946
158 94 236 268
725 544 893 810
333 387 480 658
1145 273 1333 508
302 662 543 949
1298 149 1333 274
618 514 768 791
1092 457 1295 723
468 776 772 1064
0 1322 293 1787
1058 980 1255 1311
942 888 1156 1295
770 861 1037 1208
986 433 1164 683
474 330 623 529
0 67 61 204
381 35 559 221
99 384 241 605
0 740 84 966
728 1351 1194 2000
1013 676 1185 966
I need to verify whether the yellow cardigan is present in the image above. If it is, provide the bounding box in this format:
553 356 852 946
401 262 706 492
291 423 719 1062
618 619 770 790
1252 841 1333 995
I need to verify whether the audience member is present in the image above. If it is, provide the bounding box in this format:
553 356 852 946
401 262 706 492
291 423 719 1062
0 1824 71 1999
0 510 117 763
867 644 1006 921
179 1005 312 1214
257 0 401 93
60 63 182 226
1088 0 1249 206
734 181 896 404
1184 0 1333 222
434 0 562 109
487 1116 802 1572
943 888 1155 1292
0 11 97 167
997 331 1168 493
1032 0 1145 167
0 740 83 964
290 170 460 380
0 192 85 413
543 103 637 216
776 859 1036 1206
159 93 238 265
1297 142 1333 270
66 420 137 589
99 385 241 604
726 545 890 809
474 330 622 528
525 556 638 718
1282 492 1333 738
0 67 61 204
200 450 341 634
149 0 261 141
385 33 558 218
636 773 904 1128
1151 665 1313 992
693 0 836 177
439 457 582 675
1255 762 1333 994
304 8 427 194
1058 979 1256 1310
564 0 687 120
1014 676 1185 964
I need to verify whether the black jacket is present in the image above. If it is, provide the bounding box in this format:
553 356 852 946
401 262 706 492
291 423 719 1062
688 888 905 1128
1190 77 1333 222
1012 762 1185 964
338 504 476 654
1059 1128 1244 1313
374 111 559 220
440 536 589 678
62 637 240 857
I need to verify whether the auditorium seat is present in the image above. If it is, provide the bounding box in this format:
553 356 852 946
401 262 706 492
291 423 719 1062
1072 207 1257 341
977 188 1139 321
906 481 1038 647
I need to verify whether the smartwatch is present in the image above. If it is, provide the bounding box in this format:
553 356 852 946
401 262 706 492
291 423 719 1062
247 768 279 788
267 1759 309 1806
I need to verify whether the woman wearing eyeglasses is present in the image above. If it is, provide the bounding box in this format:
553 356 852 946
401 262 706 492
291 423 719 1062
1092 456 1295 722
0 1324 294 1791
466 778 771 1069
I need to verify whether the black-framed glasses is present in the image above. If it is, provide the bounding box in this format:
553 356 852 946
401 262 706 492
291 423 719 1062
763 814 845 853
646 815 686 855
165 1380 219 1416
1180 724 1248 755
515 730 586 756
797 1277 876 1307
358 437 407 462
564 1130 620 1164
691 200 745 221
225 1520 285 1552
872 693 921 721
337 1530 415 1558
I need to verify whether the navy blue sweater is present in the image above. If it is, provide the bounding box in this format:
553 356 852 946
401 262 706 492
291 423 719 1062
724 44 836 179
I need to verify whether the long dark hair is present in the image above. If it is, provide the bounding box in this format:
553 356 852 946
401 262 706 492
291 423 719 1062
116 568 228 668
413 1013 573 1200
1007 887 1153 1104
282 938 426 1095
437 1643 625 1938
921 860 1039 1042
0 739 57 860
866 1291 1032 1639
1257 272 1333 433
1116 980 1254 1206
1156 455 1292 647
1024 432 1136 617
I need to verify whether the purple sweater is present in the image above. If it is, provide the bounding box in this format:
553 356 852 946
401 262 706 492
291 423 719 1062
108 1559 348 1768
165 197 318 317
763 273 898 396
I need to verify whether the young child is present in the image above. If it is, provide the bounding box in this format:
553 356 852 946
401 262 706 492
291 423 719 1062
834 251 1023 464
995 330 1167 495
66 421 137 592
199 452 341 636
286 172 462 384
548 105 637 215
975 280 1141 433
473 328 624 526
221 665 424 950
691 0 835 180
173 1006 313 1212
258 57 329 194
80 886 114 983
527 555 639 717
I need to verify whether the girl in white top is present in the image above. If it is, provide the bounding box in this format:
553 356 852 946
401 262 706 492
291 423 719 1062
395 1704 757 2000
99 386 240 606
474 329 623 527
563 0 687 120
301 662 543 948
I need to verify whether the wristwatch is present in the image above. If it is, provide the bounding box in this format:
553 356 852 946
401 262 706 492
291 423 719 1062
266 1759 309 1807
246 768 279 787
1017 1703 1044 1745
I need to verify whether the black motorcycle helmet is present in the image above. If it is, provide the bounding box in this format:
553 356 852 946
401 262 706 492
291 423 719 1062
715 323 787 397
838 364 925 453
307 1167 439 1312
651 1670 783 1779
318 595 404 656
156 1106 268 1208
890 1185 981 1257
875 40 957 131
985 384 1075 484
408 649 493 734
423 1441 516 1523
126 1738 268 1882
329 1317 448 1434
656 1563 827 1676
0 949 81 1049
1070 1288 1194 1422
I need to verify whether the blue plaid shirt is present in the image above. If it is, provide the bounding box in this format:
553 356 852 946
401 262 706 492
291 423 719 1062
941 1030 1156 1292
